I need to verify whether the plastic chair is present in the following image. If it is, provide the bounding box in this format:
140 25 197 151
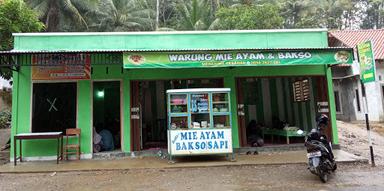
64 128 81 160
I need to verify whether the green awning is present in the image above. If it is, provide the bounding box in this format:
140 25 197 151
123 49 353 69
0 47 353 68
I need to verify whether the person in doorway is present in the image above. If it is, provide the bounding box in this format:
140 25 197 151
247 120 264 147
93 127 102 153
99 129 115 151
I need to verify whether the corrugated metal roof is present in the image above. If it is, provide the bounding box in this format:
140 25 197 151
13 29 328 36
0 47 352 54
329 29 384 60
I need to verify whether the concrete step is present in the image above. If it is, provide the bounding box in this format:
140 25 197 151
93 151 127 160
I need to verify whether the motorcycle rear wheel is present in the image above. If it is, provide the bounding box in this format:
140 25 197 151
319 172 328 183
332 163 337 172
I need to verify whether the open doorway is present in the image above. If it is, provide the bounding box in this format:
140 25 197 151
130 78 223 151
237 77 327 147
93 81 121 153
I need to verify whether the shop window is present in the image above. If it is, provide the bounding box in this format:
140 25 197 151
334 91 342 113
292 79 310 102
355 89 361 112
32 83 77 133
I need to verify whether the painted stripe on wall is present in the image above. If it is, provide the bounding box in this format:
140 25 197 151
256 79 264 124
308 78 316 130
250 77 316 130
276 78 286 121
269 79 279 120
297 100 303 129
301 102 308 130
285 78 294 125
262 79 272 127
282 78 289 122
291 78 300 127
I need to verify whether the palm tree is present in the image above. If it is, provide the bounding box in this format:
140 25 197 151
174 0 219 30
86 0 156 32
25 0 98 31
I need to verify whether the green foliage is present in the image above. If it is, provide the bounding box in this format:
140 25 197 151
25 0 98 31
0 88 12 108
278 0 363 29
215 4 283 30
0 0 44 80
85 0 156 32
174 0 218 30
0 0 44 50
0 110 11 129
2 0 384 39
361 0 384 29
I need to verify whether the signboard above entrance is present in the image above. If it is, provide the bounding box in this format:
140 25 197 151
32 54 91 80
123 50 353 69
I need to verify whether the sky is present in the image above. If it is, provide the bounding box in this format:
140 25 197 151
0 77 11 89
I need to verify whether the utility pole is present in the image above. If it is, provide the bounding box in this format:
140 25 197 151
156 0 160 30
357 40 376 167
361 81 375 167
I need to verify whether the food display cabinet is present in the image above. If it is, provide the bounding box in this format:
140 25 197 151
166 88 233 161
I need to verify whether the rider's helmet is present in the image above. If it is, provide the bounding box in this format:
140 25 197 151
316 114 329 129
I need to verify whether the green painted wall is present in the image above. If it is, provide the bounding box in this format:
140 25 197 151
326 65 339 144
78 81 92 154
11 62 330 158
9 30 340 159
13 30 328 51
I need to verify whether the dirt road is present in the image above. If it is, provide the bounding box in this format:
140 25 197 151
0 128 10 165
338 121 384 165
0 163 383 191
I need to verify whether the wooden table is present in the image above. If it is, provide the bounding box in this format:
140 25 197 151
262 128 306 144
14 132 63 166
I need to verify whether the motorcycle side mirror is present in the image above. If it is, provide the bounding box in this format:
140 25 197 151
297 129 304 135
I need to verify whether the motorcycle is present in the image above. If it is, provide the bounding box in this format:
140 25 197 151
298 124 337 183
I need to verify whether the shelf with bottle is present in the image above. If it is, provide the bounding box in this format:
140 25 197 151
212 93 229 113
170 116 188 129
212 93 228 102
170 94 188 113
190 93 209 113
213 115 230 128
190 113 210 129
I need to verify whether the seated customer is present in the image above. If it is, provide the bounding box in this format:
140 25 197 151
93 127 102 153
99 129 115 151
247 120 264 147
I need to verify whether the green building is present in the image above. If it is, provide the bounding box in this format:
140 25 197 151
0 29 352 161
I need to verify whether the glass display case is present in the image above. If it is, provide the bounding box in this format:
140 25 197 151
166 88 233 159
167 89 231 130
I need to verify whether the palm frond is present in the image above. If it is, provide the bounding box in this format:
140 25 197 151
156 27 176 31
71 0 99 13
207 18 220 30
25 0 47 9
32 0 50 20
60 0 88 29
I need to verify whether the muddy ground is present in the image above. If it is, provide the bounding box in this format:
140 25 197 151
337 121 384 165
0 128 10 165
1 121 384 190
0 163 383 191
2 121 383 166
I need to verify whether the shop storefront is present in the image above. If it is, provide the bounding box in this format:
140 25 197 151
1 29 352 160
